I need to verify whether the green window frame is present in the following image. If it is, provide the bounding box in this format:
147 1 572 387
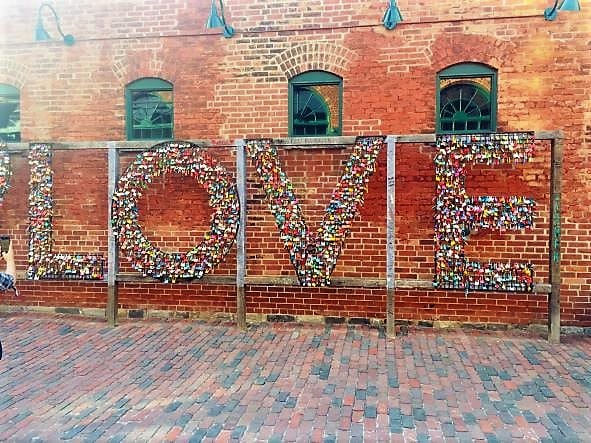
288 71 343 137
0 84 20 142
436 63 497 134
125 77 173 140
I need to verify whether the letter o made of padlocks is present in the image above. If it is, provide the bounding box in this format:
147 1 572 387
111 141 240 282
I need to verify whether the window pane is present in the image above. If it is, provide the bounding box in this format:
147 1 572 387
130 89 173 140
292 86 338 136
438 79 492 134
294 88 327 123
289 72 342 137
0 89 20 142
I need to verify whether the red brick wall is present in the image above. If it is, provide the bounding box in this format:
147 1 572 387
0 0 589 326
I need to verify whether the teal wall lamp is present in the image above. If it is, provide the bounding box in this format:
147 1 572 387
544 0 581 20
35 3 75 45
383 0 403 30
206 0 235 38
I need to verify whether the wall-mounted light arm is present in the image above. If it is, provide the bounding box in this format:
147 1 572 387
205 0 235 38
382 0 403 30
35 3 75 45
544 0 581 21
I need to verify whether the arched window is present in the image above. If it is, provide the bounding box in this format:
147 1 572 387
289 71 342 137
0 84 20 142
436 63 497 133
125 78 173 140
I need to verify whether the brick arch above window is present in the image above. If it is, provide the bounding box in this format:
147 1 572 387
0 58 29 90
275 42 356 80
111 50 180 88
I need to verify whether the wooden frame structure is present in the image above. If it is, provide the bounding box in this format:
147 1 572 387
2 131 563 342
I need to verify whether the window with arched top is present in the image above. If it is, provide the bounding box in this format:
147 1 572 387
125 77 173 140
0 84 20 142
289 71 342 137
436 63 497 133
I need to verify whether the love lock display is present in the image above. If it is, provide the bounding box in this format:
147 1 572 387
0 144 11 203
246 136 384 287
433 133 536 293
28 143 104 280
111 141 240 283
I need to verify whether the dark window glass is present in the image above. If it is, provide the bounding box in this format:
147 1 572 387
0 84 20 142
126 78 173 140
437 63 497 134
289 71 342 137
293 87 330 136
440 82 491 132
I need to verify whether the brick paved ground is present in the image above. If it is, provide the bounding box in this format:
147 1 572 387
0 314 590 442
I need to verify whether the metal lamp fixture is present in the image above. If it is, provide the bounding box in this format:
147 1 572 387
544 0 581 20
206 0 235 38
35 3 75 45
383 0 403 30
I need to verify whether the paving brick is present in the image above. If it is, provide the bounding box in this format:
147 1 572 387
164 401 182 413
60 425 86 440
205 423 223 438
285 397 297 408
441 421 456 437
401 415 414 429
107 434 125 443
176 412 193 428
412 407 427 421
364 405 377 419
188 428 207 443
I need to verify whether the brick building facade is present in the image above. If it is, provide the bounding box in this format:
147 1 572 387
0 0 589 329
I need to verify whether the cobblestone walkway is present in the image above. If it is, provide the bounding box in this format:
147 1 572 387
1 314 590 442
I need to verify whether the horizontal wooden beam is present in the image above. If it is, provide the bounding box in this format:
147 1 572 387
0 131 563 153
114 273 551 294
116 273 236 285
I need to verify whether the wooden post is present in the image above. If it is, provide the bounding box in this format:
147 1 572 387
548 136 563 343
106 142 120 326
386 136 396 338
235 139 247 329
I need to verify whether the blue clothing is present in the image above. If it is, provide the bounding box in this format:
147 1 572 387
0 272 17 295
